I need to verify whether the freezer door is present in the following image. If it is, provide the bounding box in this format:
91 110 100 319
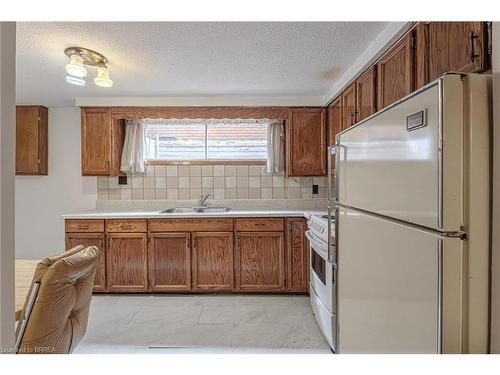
337 206 445 354
336 76 464 230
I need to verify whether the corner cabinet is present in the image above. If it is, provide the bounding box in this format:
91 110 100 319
286 108 326 177
81 107 124 176
16 106 48 175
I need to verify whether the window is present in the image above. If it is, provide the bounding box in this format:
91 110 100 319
144 119 269 161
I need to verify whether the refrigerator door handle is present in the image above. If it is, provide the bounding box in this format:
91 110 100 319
328 145 340 203
328 206 339 263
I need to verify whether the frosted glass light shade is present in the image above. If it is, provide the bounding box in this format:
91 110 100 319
65 54 87 78
94 66 113 87
65 75 85 86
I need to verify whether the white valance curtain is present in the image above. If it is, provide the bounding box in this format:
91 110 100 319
120 119 146 174
266 120 285 175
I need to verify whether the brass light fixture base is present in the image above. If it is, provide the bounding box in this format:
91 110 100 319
64 47 108 66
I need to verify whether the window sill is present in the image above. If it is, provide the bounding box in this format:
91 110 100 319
147 160 266 166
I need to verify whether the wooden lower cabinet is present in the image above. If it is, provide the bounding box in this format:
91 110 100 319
65 233 106 292
286 218 308 292
106 233 148 292
65 217 309 294
148 232 191 291
235 232 285 291
192 232 233 291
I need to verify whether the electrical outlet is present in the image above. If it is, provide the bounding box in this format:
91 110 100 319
118 176 128 185
312 184 319 194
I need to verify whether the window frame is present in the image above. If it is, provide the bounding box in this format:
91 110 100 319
143 119 269 165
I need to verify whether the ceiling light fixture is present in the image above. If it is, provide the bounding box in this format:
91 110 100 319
94 65 113 88
64 47 113 88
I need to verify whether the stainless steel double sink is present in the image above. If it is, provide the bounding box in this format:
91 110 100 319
160 207 231 214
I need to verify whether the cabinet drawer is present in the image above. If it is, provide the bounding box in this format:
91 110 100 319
65 219 104 233
106 219 147 233
149 218 233 232
235 218 284 232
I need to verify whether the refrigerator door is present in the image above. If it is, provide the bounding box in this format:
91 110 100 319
336 206 464 353
336 75 464 231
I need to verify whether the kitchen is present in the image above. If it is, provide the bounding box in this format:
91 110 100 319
1 10 500 370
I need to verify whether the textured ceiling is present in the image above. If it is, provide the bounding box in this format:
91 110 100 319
16 22 389 107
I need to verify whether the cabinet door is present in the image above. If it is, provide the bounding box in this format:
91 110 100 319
65 233 106 292
106 233 148 292
341 82 356 130
16 106 48 175
355 67 377 122
81 108 111 176
192 232 233 291
286 218 308 292
286 109 326 176
428 22 486 82
235 232 285 291
148 233 191 291
377 32 415 110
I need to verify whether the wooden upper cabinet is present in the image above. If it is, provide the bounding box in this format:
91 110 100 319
235 231 285 291
327 98 342 175
106 232 148 292
427 22 487 82
81 108 111 176
286 108 326 177
286 218 308 292
16 106 48 175
327 97 342 147
192 232 233 291
65 233 106 292
376 31 415 110
148 232 191 291
355 66 377 122
341 83 356 130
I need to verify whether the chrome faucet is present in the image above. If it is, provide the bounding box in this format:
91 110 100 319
198 193 213 207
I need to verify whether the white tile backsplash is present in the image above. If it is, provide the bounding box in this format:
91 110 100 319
98 164 327 202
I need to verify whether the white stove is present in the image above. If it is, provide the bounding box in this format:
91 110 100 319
306 213 337 352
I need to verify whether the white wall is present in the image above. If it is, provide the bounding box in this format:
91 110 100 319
491 22 500 354
0 21 16 352
15 107 97 259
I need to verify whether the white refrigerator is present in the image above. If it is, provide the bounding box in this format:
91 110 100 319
328 73 491 354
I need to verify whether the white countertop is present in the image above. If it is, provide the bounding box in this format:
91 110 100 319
62 209 327 220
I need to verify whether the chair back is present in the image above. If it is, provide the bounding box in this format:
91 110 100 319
15 245 100 354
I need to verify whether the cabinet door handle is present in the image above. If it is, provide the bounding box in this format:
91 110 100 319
468 31 480 63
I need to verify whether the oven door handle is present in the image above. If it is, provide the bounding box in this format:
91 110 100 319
305 230 329 256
